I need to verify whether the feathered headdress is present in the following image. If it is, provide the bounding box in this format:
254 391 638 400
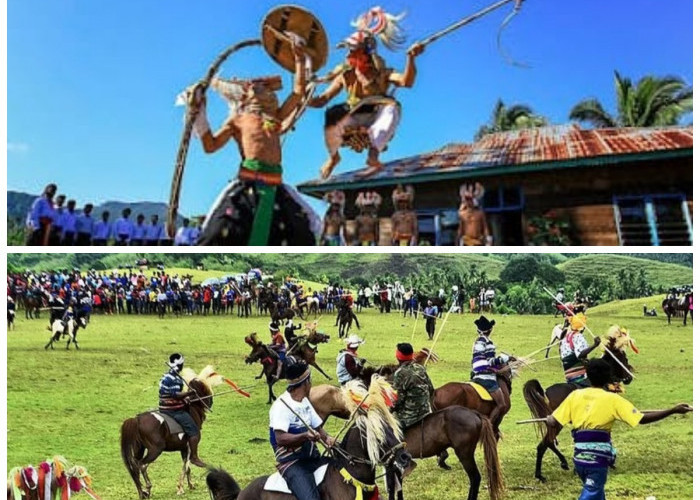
355 191 383 211
342 375 402 466
604 325 639 354
181 365 226 391
392 184 414 209
340 6 406 51
459 183 485 206
324 191 346 213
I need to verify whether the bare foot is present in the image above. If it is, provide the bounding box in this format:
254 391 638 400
320 153 341 179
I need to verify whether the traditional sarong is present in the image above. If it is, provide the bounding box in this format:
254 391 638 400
199 159 320 246
572 430 616 468
324 98 401 155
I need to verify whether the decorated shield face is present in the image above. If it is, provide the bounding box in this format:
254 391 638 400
261 5 328 73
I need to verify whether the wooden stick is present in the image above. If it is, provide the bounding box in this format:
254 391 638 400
426 303 454 365
517 418 548 425
418 0 516 47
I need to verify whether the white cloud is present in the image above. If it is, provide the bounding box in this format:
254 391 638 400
7 142 29 153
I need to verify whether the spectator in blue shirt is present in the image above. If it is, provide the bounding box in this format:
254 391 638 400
60 200 78 246
174 219 191 246
76 204 94 246
25 183 57 246
50 195 66 246
131 214 147 246
145 215 164 246
114 208 134 246
93 211 112 245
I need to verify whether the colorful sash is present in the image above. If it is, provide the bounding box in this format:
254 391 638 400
572 430 616 468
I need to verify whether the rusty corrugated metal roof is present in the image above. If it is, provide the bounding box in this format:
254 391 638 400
297 124 693 193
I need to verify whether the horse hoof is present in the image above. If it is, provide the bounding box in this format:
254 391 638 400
560 462 570 471
535 475 547 483
437 461 452 471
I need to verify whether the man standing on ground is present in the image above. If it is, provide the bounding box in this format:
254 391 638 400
547 359 692 500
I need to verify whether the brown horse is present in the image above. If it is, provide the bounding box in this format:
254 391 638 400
386 407 504 500
120 376 215 499
206 378 412 500
245 331 332 404
522 337 635 482
309 349 440 422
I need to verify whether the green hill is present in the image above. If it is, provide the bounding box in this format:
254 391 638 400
587 294 666 318
557 254 692 289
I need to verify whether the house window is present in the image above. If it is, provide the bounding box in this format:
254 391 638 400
613 194 693 246
483 186 524 246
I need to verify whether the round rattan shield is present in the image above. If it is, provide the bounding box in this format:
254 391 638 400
262 5 328 73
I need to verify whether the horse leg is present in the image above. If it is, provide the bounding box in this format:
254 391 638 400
437 450 451 470
140 448 163 498
181 449 195 490
267 377 276 404
454 444 481 500
548 441 569 471
534 439 549 482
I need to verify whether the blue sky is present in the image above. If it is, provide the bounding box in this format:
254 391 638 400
8 0 693 217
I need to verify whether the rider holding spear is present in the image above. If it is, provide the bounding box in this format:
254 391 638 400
158 354 206 467
269 357 336 499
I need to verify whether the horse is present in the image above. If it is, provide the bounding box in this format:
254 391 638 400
23 292 44 319
309 349 440 422
44 317 88 350
662 292 693 325
206 377 412 500
8 302 16 331
386 406 505 500
120 368 221 499
522 330 636 482
432 370 514 435
337 301 360 338
245 331 332 404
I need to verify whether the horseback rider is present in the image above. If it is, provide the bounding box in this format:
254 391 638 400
268 322 287 381
336 334 366 386
61 297 77 332
284 319 304 352
158 353 207 468
269 357 336 500
392 343 434 430
470 316 513 425
558 313 600 387
423 300 438 340
546 358 692 500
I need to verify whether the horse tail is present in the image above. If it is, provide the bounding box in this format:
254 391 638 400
206 468 241 500
522 379 551 441
479 416 505 500
120 417 143 487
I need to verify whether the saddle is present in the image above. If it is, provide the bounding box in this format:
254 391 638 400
466 381 493 402
263 464 329 493
149 412 186 440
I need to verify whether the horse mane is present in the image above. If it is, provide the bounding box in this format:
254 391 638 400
342 376 402 466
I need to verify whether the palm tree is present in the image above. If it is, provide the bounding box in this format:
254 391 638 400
475 99 548 140
569 71 692 128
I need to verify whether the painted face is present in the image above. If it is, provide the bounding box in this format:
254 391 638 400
347 48 372 74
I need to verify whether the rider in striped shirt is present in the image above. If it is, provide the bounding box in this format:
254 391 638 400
471 315 513 425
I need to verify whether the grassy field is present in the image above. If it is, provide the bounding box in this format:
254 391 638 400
7 305 692 500
557 255 692 288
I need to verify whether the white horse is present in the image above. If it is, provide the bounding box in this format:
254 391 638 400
545 324 565 358
45 317 87 350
